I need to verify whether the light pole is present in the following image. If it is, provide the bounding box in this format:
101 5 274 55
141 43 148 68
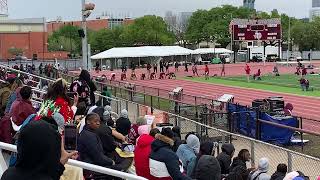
81 1 95 70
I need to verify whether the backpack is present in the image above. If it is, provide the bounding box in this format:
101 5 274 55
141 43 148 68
9 114 36 167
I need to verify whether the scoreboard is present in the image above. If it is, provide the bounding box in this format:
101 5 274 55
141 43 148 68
230 19 282 41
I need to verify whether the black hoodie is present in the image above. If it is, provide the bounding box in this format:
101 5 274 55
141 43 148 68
270 172 286 180
1 121 64 180
195 155 221 180
229 157 250 180
217 143 235 174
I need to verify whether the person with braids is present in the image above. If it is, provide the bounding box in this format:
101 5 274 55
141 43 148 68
36 78 78 123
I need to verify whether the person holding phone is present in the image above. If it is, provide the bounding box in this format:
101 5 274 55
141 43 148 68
1 121 77 180
36 78 78 123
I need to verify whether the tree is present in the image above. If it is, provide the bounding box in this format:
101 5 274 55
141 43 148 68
48 25 82 54
121 15 175 46
186 5 256 47
88 27 124 53
8 47 23 56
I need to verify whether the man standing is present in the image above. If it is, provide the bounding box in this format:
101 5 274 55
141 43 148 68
160 61 164 73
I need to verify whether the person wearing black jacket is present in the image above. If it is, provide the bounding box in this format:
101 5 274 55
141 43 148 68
270 164 287 180
229 149 252 180
92 107 116 156
1 121 76 180
217 143 235 175
149 128 191 180
77 113 114 167
79 70 97 106
160 61 164 72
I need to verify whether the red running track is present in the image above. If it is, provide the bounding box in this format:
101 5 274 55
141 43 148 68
71 61 320 132
132 79 320 132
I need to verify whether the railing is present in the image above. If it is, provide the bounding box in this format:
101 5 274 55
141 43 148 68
1 64 320 179
0 142 147 180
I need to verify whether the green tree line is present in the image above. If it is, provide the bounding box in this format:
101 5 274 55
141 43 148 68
48 6 320 56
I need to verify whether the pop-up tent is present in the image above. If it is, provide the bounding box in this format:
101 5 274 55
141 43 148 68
91 46 194 59
192 48 233 55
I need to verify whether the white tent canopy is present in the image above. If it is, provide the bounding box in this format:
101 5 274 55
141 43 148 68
192 48 233 55
91 46 194 59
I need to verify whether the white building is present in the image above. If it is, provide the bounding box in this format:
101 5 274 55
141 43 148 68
310 0 320 20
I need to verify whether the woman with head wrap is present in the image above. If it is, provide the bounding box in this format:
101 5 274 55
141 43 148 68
116 109 131 136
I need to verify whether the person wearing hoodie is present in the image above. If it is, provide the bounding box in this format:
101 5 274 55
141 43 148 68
190 141 215 179
77 113 115 167
229 149 252 180
271 163 287 180
116 109 131 136
10 86 36 126
1 120 76 180
216 143 235 175
134 128 159 180
248 157 271 180
176 134 200 177
149 128 192 180
5 78 23 114
195 155 221 180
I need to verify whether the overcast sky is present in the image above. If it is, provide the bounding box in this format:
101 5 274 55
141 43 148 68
8 0 312 21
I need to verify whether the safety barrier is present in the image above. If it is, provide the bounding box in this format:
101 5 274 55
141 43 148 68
0 142 147 180
1 65 320 179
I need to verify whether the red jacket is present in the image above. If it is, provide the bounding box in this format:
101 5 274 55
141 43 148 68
134 134 155 180
10 88 35 126
36 97 74 123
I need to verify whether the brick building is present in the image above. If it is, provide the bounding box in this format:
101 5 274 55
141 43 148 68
0 17 48 60
47 17 134 33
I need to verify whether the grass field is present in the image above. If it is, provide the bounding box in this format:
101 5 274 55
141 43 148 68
185 74 320 97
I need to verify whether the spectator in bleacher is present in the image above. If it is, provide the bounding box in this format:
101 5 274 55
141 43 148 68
195 155 221 180
224 172 243 180
5 78 23 114
217 143 235 175
172 126 183 152
0 76 16 116
190 141 216 179
283 171 309 180
271 163 287 180
37 78 78 123
176 134 200 176
116 109 131 136
248 157 271 180
1 121 76 180
134 128 160 180
128 117 146 144
77 113 115 167
10 86 35 126
70 70 96 106
92 107 117 157
149 128 191 180
229 149 252 180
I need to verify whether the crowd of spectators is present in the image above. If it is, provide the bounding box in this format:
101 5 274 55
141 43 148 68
0 68 316 180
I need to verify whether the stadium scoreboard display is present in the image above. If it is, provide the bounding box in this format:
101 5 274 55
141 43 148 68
230 18 282 41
